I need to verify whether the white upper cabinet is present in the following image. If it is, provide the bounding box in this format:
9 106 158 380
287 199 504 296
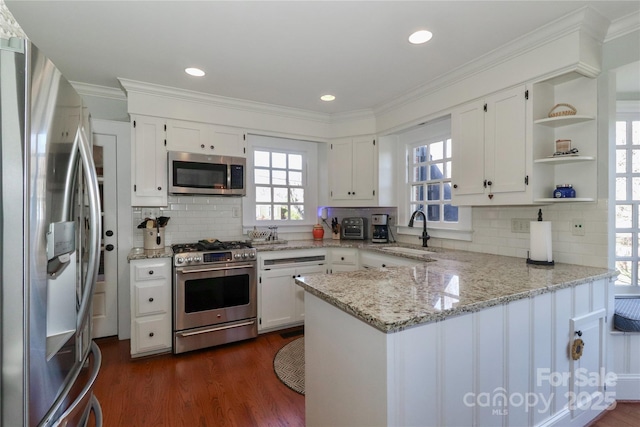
166 119 246 157
130 115 167 207
329 135 377 205
531 74 597 202
452 85 529 205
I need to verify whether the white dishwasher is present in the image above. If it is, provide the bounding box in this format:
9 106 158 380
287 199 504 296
257 249 328 332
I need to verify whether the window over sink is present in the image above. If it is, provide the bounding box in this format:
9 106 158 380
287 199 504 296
244 134 318 228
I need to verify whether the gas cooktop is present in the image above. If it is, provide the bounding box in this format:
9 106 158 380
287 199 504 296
172 240 253 254
172 240 256 267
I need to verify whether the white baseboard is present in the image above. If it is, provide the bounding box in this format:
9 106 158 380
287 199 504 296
613 374 640 400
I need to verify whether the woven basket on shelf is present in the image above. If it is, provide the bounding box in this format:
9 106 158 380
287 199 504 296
548 103 577 118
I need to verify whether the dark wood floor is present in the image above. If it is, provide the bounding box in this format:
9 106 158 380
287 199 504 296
93 329 305 427
588 401 640 427
94 331 638 427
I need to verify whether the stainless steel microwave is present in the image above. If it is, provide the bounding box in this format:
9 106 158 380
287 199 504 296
168 151 246 196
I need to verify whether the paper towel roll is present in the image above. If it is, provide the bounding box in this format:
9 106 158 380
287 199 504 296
530 221 553 262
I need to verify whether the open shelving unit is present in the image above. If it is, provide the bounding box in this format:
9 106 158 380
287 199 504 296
531 74 598 203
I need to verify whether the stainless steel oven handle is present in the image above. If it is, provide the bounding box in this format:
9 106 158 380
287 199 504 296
178 320 256 337
177 264 255 274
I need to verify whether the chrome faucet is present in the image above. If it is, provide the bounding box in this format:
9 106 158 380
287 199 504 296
408 210 430 247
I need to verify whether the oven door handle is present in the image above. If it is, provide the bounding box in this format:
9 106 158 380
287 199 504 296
178 320 256 337
177 264 255 274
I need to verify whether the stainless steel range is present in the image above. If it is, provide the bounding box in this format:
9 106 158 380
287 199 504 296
172 240 257 354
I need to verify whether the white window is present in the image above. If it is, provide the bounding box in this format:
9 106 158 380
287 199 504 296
244 134 318 228
615 114 640 287
398 116 471 239
409 138 458 223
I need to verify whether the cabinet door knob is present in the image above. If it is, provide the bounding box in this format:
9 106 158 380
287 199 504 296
292 275 296 278
453 184 458 189
148 270 154 275
210 145 215 150
149 332 154 337
106 230 114 237
382 264 386 267
148 297 154 302
157 186 162 191
201 144 205 149
341 257 345 261
105 244 114 251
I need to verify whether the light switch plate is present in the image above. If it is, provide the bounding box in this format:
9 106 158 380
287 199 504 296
511 218 531 233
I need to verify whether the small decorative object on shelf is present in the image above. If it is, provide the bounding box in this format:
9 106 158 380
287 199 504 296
553 184 576 198
548 103 577 118
555 139 571 152
312 224 324 240
552 147 579 157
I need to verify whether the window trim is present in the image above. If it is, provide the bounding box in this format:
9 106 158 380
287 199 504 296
243 134 319 230
396 117 472 240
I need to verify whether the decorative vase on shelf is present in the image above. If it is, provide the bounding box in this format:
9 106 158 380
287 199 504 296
312 224 324 240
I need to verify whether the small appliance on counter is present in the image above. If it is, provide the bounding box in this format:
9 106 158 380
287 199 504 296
341 217 367 240
371 214 389 243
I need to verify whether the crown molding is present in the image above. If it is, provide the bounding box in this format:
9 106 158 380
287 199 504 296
71 81 127 101
329 109 375 124
374 6 609 117
605 11 640 42
119 78 332 125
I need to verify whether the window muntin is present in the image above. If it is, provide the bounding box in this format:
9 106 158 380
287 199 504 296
615 117 640 286
254 150 305 221
409 138 458 224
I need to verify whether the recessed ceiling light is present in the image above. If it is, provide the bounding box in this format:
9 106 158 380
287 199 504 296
320 94 336 102
185 67 205 77
408 30 433 45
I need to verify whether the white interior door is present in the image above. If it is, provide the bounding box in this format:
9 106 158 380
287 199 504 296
91 134 118 337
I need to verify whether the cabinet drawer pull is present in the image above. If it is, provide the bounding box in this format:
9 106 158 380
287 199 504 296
201 144 205 148
210 145 215 150
341 257 345 261
148 270 154 275
149 332 154 337
148 297 154 302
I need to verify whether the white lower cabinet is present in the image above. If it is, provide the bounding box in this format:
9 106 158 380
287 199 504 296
359 250 421 268
330 248 359 273
129 257 172 357
258 249 327 332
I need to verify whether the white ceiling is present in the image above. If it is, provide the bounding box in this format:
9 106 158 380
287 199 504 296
5 1 640 114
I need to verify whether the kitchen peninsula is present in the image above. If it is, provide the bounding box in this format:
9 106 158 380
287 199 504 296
296 251 617 427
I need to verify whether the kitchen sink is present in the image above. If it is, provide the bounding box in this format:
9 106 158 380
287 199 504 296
380 247 436 257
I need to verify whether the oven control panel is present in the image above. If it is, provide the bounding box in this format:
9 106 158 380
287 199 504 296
174 249 256 266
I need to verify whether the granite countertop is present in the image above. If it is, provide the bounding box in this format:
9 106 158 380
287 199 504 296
295 249 617 334
127 246 173 261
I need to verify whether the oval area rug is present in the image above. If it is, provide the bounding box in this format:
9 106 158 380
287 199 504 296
273 337 305 395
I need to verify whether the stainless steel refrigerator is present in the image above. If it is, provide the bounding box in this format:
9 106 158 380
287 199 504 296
1 37 103 426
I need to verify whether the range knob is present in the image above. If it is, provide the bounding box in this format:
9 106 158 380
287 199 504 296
234 252 242 260
242 252 248 259
186 257 193 263
248 251 256 259
193 256 202 262
176 257 184 264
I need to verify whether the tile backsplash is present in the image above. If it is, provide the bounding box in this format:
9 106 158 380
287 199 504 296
132 197 607 268
132 196 244 247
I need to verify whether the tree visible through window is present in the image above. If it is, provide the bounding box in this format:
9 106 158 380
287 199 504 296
615 116 640 286
254 150 305 221
409 139 458 223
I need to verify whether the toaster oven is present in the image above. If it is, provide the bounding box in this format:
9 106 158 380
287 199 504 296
341 217 367 240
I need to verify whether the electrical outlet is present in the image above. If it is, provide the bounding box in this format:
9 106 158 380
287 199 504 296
511 218 531 233
232 207 240 218
572 219 585 236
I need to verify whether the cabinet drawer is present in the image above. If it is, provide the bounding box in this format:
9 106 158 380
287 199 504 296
331 249 357 265
134 282 169 316
132 315 171 355
133 261 169 281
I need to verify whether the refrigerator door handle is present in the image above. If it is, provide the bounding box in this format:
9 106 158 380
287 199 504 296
49 341 103 427
75 125 102 333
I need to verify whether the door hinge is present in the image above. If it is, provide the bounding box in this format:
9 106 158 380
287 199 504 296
133 120 136 128
164 139 167 146
373 139 376 146
330 143 333 150
330 191 333 197
483 103 487 112
164 124 167 131
525 175 529 185
373 190 375 196
259 317 261 325
525 90 529 100
133 184 137 192
244 147 246 154
259 277 261 284
243 134 246 141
